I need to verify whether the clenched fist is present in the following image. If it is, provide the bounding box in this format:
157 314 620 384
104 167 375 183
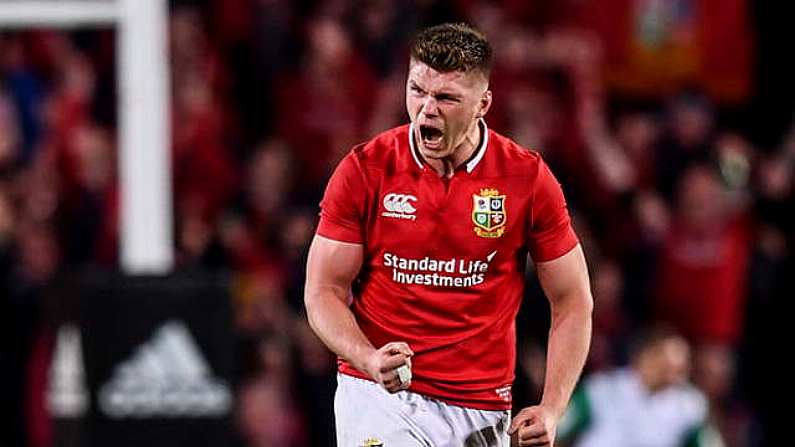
364 341 413 393
508 405 558 446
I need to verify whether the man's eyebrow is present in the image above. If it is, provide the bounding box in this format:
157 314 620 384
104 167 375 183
435 91 461 100
408 80 463 100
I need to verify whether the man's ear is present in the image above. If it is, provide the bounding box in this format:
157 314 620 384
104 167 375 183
477 90 493 118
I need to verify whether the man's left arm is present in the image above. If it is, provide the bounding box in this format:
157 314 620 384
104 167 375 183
509 243 593 446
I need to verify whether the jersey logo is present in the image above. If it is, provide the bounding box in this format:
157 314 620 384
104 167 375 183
472 188 506 238
382 193 417 221
495 384 512 402
360 438 384 447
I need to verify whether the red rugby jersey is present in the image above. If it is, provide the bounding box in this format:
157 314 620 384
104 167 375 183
317 120 578 410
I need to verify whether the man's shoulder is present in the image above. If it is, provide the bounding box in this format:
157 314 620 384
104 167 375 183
334 125 411 179
488 130 542 160
348 124 410 161
481 129 545 176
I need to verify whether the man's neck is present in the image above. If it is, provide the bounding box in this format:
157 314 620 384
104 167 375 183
427 120 481 178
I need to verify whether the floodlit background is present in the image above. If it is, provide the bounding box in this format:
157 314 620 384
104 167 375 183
0 0 791 446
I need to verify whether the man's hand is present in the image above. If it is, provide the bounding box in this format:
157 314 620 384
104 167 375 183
508 405 558 446
363 341 413 393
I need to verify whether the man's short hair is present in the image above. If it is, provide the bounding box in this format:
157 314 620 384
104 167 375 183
410 23 493 79
629 324 687 360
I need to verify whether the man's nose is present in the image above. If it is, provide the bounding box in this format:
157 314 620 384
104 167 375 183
421 97 439 117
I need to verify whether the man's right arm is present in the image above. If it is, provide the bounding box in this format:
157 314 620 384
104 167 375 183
304 234 413 392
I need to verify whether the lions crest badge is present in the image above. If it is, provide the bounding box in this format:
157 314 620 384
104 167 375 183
472 188 506 238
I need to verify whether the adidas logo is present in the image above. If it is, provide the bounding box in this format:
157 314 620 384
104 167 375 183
98 320 231 418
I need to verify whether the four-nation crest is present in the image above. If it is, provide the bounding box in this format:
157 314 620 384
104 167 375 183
472 188 506 238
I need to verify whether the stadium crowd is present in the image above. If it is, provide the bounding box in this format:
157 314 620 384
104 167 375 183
1 0 791 446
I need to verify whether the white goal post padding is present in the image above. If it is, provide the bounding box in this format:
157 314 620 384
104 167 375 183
0 0 173 274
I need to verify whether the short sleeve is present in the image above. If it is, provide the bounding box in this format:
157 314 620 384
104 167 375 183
527 158 578 262
316 153 367 244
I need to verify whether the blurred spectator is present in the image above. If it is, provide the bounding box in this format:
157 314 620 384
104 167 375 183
1 219 60 447
741 124 795 446
352 0 414 78
657 92 716 200
278 208 316 312
275 15 377 191
588 259 630 370
235 0 299 144
171 6 239 222
556 326 719 446
582 100 666 257
655 164 751 346
292 319 337 446
0 34 46 163
171 68 238 222
237 335 307 447
175 194 227 269
0 91 22 174
243 138 297 230
367 72 407 138
693 344 754 447
216 138 297 275
55 123 116 266
714 133 754 197
232 270 289 336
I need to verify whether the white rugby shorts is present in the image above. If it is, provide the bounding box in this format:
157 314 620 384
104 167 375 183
335 373 511 446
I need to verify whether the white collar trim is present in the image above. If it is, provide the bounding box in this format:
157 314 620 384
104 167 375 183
466 119 489 173
408 121 425 169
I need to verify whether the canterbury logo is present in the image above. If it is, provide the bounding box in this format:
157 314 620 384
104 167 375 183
382 193 417 220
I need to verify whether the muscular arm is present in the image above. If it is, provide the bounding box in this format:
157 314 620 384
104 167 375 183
304 234 372 371
304 235 412 391
510 244 593 446
537 243 593 418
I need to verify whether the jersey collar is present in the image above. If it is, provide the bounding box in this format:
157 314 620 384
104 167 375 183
408 118 489 174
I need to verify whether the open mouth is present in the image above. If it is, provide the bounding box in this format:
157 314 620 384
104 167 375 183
419 124 444 148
